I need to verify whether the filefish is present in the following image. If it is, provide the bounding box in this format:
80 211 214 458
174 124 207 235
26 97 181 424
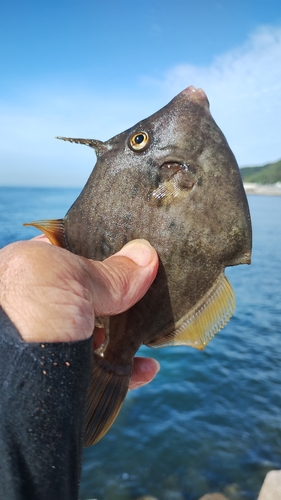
25 86 252 446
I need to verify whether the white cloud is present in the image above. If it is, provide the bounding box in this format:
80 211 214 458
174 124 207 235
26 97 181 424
149 25 281 167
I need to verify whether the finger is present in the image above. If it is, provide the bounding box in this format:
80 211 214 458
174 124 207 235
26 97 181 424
31 234 52 244
0 241 98 342
0 239 158 343
83 239 159 317
129 357 160 390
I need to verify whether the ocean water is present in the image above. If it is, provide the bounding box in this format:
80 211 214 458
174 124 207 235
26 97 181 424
0 188 280 500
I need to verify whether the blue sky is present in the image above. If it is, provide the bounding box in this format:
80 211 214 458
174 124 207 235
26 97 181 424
1 0 281 186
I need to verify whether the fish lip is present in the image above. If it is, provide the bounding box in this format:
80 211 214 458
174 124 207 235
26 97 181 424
181 86 210 108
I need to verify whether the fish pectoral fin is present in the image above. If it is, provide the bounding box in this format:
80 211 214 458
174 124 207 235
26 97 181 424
150 171 195 206
147 272 236 350
84 353 132 446
23 219 66 247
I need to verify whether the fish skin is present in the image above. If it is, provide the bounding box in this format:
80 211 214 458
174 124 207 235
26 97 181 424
26 86 252 444
63 86 251 343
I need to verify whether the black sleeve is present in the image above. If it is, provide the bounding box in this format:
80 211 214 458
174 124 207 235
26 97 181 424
0 307 92 500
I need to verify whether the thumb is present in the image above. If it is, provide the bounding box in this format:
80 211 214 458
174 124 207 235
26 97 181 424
84 239 159 317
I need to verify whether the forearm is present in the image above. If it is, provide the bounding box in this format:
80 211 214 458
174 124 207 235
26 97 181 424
0 307 92 500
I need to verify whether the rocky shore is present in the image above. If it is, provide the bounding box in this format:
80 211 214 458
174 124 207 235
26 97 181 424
85 470 281 500
243 182 281 196
134 471 281 499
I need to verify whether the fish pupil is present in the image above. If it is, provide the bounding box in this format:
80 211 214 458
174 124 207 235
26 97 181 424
135 134 145 144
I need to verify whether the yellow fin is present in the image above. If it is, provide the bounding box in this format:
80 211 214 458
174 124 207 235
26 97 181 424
23 219 66 247
148 272 236 350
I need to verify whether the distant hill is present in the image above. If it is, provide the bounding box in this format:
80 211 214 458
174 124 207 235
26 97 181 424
240 158 281 184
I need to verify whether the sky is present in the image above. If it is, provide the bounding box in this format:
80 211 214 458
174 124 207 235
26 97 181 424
1 0 281 187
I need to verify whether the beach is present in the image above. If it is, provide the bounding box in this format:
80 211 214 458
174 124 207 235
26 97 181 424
243 182 281 196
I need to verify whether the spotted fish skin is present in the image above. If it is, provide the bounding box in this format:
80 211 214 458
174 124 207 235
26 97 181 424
25 86 252 445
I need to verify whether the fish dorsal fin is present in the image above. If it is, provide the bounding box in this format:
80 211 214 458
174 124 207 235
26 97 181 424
56 136 108 156
147 272 236 350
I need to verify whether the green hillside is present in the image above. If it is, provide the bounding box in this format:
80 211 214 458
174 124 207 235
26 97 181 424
240 158 281 184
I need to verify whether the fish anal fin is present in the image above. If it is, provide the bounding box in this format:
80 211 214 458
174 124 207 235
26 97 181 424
23 219 66 247
84 353 132 446
147 272 236 350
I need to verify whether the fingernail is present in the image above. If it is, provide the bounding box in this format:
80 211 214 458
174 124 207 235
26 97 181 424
152 359 161 373
117 239 155 267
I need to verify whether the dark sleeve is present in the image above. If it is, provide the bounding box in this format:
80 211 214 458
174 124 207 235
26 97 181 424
0 307 92 500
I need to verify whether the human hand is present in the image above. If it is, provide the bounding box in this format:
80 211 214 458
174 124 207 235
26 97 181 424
0 236 160 388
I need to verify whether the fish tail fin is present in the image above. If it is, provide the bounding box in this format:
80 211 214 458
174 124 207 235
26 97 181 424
84 353 132 446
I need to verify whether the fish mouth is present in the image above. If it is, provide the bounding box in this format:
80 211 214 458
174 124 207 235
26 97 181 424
182 86 210 109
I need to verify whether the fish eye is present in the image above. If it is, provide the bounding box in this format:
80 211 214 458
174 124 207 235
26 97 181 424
128 131 150 151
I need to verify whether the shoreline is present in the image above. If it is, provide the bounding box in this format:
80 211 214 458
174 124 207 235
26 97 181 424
243 182 281 196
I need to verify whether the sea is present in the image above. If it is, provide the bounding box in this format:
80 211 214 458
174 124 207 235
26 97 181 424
0 187 280 500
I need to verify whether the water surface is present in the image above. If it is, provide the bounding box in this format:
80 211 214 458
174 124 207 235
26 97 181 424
0 189 280 500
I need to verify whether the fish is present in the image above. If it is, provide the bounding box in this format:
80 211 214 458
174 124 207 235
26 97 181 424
24 86 252 446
